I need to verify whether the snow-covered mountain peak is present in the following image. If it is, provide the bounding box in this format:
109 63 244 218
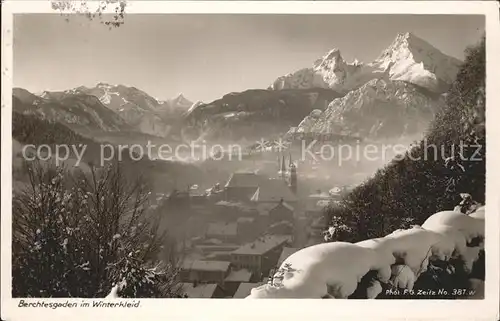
377 32 440 62
372 32 462 92
270 32 462 93
393 31 415 45
174 93 186 99
165 93 194 110
313 48 352 75
96 82 115 89
171 93 191 105
314 48 343 66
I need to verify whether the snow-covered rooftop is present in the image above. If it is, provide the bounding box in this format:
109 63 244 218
215 201 256 213
232 235 292 256
207 222 238 236
233 282 264 298
224 269 253 282
255 203 278 216
276 201 295 212
308 192 332 199
181 260 231 272
250 179 297 203
181 283 219 298
205 251 232 260
225 172 264 188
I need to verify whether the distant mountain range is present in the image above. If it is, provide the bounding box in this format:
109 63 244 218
13 87 131 132
14 84 197 138
13 32 464 143
61 83 195 137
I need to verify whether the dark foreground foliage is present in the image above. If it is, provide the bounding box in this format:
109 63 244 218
12 161 181 298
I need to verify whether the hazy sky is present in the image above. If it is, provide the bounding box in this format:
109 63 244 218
14 14 484 102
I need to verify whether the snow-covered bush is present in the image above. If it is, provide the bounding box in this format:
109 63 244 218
251 242 391 298
12 161 181 298
323 216 353 242
389 265 416 290
247 205 484 299
107 258 181 298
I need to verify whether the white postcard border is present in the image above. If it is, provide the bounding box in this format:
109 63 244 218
1 1 499 321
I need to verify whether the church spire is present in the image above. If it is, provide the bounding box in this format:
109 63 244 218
281 155 287 179
289 160 297 194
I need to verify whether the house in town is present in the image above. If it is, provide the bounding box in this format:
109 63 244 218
233 282 265 298
224 155 299 205
306 215 327 246
212 200 257 222
180 260 231 285
252 200 295 236
250 179 298 206
236 217 259 242
166 189 192 209
230 235 292 280
305 187 345 215
267 199 295 224
224 172 264 202
180 282 225 298
206 222 238 243
195 244 241 257
223 268 253 297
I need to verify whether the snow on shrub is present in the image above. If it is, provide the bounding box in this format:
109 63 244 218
366 280 383 299
469 205 485 220
422 210 484 242
356 227 444 276
249 242 389 298
247 205 485 299
389 265 416 290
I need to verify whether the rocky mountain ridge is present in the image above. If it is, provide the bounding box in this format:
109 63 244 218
270 32 461 94
280 32 461 140
14 85 197 138
14 32 465 142
288 79 445 140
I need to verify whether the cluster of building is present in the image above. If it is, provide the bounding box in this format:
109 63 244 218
164 154 346 298
179 235 296 298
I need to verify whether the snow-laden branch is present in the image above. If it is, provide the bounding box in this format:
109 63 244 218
105 278 127 299
247 206 485 299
